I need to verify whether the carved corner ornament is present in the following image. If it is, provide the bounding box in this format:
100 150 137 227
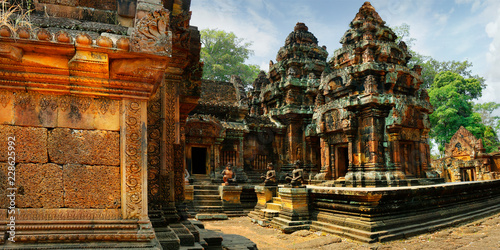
0 44 23 61
130 8 172 56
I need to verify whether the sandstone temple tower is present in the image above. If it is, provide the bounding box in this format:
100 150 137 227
313 2 433 186
252 22 328 173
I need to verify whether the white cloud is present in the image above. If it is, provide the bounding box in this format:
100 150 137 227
190 0 281 70
482 6 500 102
455 0 482 12
189 0 500 95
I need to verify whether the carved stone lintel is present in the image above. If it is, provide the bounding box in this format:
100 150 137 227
0 44 23 61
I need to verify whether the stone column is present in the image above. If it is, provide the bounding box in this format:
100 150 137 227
320 138 332 180
239 137 244 167
348 107 389 186
420 129 431 177
121 99 149 221
388 126 405 180
120 99 156 239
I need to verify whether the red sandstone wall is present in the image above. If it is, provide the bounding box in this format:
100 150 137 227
0 91 121 211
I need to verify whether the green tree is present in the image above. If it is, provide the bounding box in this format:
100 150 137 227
429 71 499 154
474 102 500 130
474 102 500 152
200 29 260 86
392 24 500 154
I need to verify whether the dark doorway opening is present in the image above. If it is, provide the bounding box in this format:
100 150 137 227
401 142 418 177
192 147 207 174
461 168 475 182
336 146 349 179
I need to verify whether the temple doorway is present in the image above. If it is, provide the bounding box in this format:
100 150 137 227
401 142 418 177
461 168 475 181
335 144 349 179
192 147 207 174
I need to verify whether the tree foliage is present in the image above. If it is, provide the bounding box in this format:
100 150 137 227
429 71 499 154
393 24 500 154
474 102 500 130
200 29 260 86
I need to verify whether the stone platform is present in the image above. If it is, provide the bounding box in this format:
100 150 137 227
270 187 311 233
309 180 500 243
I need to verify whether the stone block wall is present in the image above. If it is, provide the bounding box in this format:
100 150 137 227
0 90 122 216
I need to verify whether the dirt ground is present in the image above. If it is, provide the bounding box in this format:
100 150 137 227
203 213 500 250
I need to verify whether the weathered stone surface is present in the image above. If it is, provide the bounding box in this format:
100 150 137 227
0 125 48 163
79 0 117 10
219 186 243 203
16 208 121 220
0 91 13 125
287 236 342 249
4 92 120 131
13 92 58 128
255 186 277 209
94 104 120 131
117 0 137 17
56 100 96 130
15 163 64 208
291 230 312 237
38 0 78 6
0 163 8 209
48 128 120 166
63 164 120 209
431 126 498 182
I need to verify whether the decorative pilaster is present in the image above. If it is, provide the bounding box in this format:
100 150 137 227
121 99 149 220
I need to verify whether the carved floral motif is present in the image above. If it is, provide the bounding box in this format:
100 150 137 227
130 9 172 56
124 100 143 219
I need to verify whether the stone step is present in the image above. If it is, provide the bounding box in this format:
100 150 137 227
261 208 280 220
195 213 228 220
193 200 223 207
194 206 224 213
193 194 221 200
156 226 181 250
169 223 196 247
194 190 219 195
198 228 223 249
266 202 282 211
179 242 205 250
181 220 200 242
193 185 219 190
225 211 248 217
272 197 282 203
189 219 205 229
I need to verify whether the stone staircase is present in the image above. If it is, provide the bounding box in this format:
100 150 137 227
188 175 228 220
249 196 281 226
194 185 224 213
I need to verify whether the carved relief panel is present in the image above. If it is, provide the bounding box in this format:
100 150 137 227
323 109 341 132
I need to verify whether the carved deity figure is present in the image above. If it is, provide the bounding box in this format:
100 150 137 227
221 163 236 186
362 48 374 63
287 67 297 78
341 111 356 129
364 75 377 94
184 168 191 185
261 163 277 186
285 160 304 187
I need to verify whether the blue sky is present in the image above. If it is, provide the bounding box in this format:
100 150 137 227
190 0 500 104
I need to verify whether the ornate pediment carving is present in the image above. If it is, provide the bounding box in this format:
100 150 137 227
130 9 172 56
